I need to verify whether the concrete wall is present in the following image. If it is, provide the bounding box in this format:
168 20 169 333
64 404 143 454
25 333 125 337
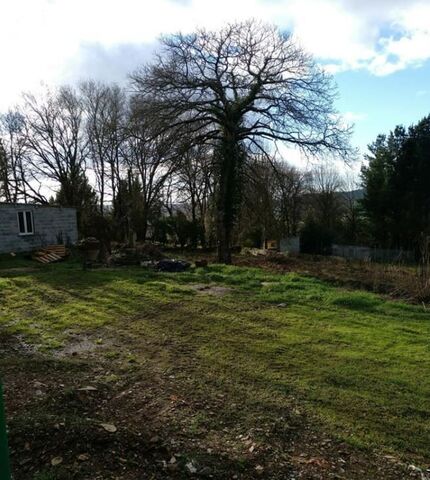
0 204 78 253
279 236 300 254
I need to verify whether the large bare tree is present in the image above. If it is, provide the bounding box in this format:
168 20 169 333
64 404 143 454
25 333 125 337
131 20 351 263
310 162 345 231
122 104 183 240
81 81 126 214
22 86 89 206
0 111 29 202
240 156 310 246
175 143 214 247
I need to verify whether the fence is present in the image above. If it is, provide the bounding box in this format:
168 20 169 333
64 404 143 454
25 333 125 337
332 244 415 263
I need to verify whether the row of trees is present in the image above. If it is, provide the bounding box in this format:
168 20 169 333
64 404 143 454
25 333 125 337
0 83 183 237
4 22 428 259
361 115 430 250
0 85 356 244
238 160 366 249
0 83 212 243
244 113 430 255
0 21 353 262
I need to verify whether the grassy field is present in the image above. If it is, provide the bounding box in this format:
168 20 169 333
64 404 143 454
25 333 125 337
1 256 429 479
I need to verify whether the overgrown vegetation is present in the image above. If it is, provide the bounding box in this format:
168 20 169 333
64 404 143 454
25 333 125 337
237 252 430 304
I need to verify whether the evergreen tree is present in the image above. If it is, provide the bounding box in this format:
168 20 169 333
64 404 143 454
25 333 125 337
361 117 430 250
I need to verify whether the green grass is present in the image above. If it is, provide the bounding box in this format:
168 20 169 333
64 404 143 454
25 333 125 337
1 259 430 460
0 253 38 269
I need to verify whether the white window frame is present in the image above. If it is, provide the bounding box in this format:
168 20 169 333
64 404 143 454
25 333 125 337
17 210 34 236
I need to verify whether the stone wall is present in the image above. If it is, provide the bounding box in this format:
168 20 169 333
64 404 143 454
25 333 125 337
0 204 78 253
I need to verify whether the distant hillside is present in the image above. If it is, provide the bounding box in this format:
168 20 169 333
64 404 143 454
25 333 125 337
339 189 365 201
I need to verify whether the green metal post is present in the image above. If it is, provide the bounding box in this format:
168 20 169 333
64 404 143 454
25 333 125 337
0 381 11 480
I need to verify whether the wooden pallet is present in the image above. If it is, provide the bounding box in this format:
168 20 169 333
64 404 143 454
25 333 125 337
33 244 67 264
45 244 66 256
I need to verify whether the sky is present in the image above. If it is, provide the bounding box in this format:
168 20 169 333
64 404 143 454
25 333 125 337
1 0 430 172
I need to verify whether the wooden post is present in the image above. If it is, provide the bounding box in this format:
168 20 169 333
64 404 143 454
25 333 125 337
0 381 11 480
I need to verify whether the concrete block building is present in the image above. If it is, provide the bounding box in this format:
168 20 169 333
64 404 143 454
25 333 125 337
0 203 78 254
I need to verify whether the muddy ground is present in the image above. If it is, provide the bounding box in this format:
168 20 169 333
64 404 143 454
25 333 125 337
2 329 426 480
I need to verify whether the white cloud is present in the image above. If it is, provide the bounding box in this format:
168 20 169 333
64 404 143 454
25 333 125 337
342 112 368 123
284 0 376 68
276 142 361 180
1 0 430 109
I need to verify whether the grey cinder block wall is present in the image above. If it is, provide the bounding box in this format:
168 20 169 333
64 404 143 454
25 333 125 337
0 203 78 254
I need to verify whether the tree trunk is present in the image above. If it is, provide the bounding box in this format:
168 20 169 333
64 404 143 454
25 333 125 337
216 133 242 264
217 205 232 263
190 195 198 249
141 207 149 242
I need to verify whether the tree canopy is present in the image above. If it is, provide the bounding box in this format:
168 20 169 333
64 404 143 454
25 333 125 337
361 115 430 250
131 20 351 262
